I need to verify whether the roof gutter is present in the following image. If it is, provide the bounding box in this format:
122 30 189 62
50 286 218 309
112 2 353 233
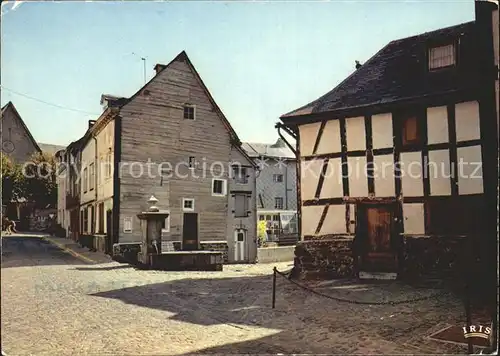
275 122 297 157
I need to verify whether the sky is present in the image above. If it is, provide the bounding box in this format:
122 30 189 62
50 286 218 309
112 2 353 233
1 0 475 147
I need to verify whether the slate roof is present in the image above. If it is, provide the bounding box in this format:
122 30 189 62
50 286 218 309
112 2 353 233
281 21 478 119
242 138 295 159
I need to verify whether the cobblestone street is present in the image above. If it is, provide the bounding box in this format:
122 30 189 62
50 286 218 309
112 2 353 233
2 234 470 355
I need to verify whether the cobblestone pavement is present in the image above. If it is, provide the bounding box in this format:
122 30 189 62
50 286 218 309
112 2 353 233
1 233 470 355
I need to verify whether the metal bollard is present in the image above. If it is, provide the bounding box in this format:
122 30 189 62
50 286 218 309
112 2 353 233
272 266 277 309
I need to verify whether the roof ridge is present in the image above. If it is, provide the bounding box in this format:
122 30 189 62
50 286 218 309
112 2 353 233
281 40 392 118
389 20 474 44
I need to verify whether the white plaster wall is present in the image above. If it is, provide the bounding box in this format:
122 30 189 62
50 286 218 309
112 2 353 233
299 122 320 156
403 203 425 235
320 204 347 234
373 154 395 197
80 139 96 205
320 158 343 198
371 113 393 149
455 101 481 142
400 152 423 197
457 145 484 195
96 120 115 202
345 116 366 151
316 120 341 154
347 156 368 197
428 149 452 196
301 205 324 236
427 106 449 144
300 159 323 200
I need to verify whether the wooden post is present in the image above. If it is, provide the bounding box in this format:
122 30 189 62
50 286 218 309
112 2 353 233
272 266 277 309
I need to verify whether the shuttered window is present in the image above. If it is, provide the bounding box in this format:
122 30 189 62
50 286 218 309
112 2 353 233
429 44 455 70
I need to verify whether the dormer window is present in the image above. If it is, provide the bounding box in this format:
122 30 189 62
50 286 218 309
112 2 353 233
428 44 455 70
183 104 196 120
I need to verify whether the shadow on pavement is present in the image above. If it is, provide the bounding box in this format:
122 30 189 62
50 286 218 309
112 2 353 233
1 235 84 268
91 273 466 354
72 265 135 271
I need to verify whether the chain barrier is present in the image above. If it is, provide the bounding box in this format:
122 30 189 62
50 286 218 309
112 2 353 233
273 267 450 307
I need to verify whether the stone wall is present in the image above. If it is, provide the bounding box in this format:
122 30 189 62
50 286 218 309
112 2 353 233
200 242 228 263
293 238 355 280
257 245 295 263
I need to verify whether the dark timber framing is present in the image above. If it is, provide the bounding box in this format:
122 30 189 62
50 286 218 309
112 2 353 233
447 104 459 196
364 115 375 195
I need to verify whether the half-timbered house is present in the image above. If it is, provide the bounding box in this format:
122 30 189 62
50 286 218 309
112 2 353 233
277 0 498 279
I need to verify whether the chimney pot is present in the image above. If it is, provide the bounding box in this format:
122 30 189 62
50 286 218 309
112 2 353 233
154 64 166 75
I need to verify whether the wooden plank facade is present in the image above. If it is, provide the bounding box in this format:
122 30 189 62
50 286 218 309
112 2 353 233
57 51 258 263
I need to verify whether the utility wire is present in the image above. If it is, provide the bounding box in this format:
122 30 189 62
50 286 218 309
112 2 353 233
1 86 101 115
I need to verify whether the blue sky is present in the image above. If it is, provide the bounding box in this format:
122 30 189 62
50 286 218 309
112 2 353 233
1 0 475 146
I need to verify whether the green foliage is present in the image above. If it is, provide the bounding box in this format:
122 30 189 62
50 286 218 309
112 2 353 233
1 153 25 203
22 152 58 209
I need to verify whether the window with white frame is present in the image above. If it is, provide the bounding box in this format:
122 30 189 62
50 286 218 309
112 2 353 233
183 104 196 120
183 198 195 211
161 214 170 233
428 44 455 70
234 194 249 217
232 165 248 184
273 174 284 183
212 178 227 196
274 197 284 210
106 152 112 178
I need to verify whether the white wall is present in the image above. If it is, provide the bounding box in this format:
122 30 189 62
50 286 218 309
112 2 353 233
455 101 481 142
316 120 341 154
403 203 425 235
457 145 483 195
373 154 395 197
371 113 393 149
428 149 452 196
345 116 365 151
299 122 320 156
400 152 423 197
427 106 449 144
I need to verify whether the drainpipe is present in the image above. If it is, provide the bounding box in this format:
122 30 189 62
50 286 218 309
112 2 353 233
93 135 98 236
284 160 288 210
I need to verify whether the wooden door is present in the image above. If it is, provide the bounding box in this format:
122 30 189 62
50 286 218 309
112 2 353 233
182 213 198 251
358 204 397 272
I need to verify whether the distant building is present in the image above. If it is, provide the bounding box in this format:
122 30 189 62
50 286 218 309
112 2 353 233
242 138 298 242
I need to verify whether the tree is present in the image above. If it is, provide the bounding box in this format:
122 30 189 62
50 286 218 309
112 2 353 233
1 152 25 204
22 152 58 209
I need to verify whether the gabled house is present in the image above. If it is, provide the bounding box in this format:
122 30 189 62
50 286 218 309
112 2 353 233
242 138 298 242
1 101 41 165
58 51 258 263
277 0 498 279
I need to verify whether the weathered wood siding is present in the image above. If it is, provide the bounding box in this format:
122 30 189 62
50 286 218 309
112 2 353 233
118 56 233 244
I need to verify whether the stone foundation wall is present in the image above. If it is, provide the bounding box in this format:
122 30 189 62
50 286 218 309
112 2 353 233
293 238 355 280
200 242 228 263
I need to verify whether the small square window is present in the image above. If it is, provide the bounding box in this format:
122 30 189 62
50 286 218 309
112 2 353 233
273 174 284 183
429 44 455 70
212 179 227 196
183 105 195 120
233 166 248 184
274 197 284 210
183 198 194 211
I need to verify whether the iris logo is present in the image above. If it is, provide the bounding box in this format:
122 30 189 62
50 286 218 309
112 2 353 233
462 325 492 340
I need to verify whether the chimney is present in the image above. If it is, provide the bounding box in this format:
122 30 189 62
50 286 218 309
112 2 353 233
355 60 362 70
475 0 497 56
88 120 97 129
154 64 166 75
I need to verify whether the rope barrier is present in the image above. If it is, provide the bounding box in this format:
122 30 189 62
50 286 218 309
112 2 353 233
272 267 450 307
